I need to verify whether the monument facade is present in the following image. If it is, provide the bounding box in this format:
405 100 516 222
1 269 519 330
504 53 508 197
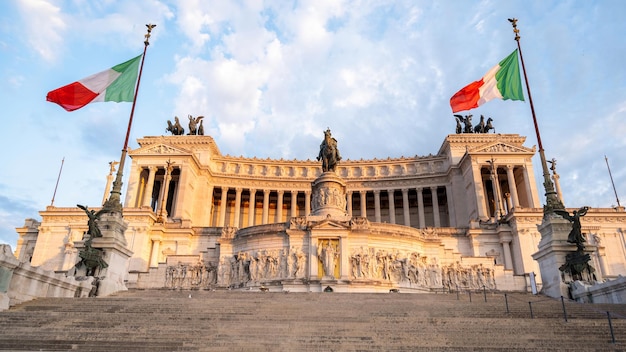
13 132 626 294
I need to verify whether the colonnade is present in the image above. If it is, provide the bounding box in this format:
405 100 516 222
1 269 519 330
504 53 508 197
480 164 534 219
208 185 451 229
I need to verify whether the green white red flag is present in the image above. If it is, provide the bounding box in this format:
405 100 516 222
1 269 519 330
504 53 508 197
46 54 142 112
450 49 524 113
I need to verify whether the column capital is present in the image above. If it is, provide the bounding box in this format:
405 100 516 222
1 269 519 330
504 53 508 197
235 187 243 193
263 189 271 195
277 190 284 195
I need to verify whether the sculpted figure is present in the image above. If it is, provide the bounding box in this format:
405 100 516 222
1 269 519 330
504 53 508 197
474 115 486 133
454 114 473 133
555 206 590 250
317 128 342 172
318 241 338 277
198 120 204 135
77 204 105 240
187 115 204 135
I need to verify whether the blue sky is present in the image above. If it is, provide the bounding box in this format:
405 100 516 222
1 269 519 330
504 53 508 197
1 0 625 248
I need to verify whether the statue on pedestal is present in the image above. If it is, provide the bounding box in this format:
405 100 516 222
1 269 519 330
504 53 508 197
317 128 341 172
554 206 590 251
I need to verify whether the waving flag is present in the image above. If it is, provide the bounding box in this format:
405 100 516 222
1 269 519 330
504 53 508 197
450 49 524 113
46 55 142 112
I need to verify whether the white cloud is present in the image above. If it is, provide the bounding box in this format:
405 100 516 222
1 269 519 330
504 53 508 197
17 0 67 61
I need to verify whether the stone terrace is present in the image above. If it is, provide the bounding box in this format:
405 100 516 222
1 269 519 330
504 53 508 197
0 289 625 351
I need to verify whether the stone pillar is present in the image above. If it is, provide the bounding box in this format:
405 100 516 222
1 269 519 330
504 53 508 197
387 189 396 224
305 191 311 216
417 187 425 229
552 172 563 204
149 238 161 268
401 189 410 227
360 191 367 218
506 165 520 208
374 190 381 223
91 212 133 296
142 166 157 208
205 184 214 227
248 189 256 226
499 232 514 270
445 185 456 227
276 190 284 223
123 164 141 207
532 217 579 299
262 189 270 224
233 188 242 228
310 172 347 217
346 191 353 217
290 191 298 218
431 186 440 227
173 164 189 219
472 162 488 219
218 187 228 227
156 164 173 222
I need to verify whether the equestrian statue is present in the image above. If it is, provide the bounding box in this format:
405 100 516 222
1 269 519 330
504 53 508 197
317 128 342 172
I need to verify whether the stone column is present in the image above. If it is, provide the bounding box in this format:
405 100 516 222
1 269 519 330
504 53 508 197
552 172 563 204
431 186 440 227
346 191 353 217
248 189 256 226
401 188 410 227
472 162 488 219
387 189 396 224
374 190 381 223
445 184 456 227
122 163 141 207
149 238 161 268
262 189 270 224
290 190 298 218
304 191 311 216
218 187 228 227
276 190 284 223
173 164 188 219
360 191 367 218
233 188 242 228
156 164 174 222
499 232 514 270
205 184 214 227
142 166 157 208
417 187 425 229
506 165 520 208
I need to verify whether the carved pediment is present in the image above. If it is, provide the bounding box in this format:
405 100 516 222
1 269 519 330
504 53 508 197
131 144 192 156
309 218 351 230
470 142 534 154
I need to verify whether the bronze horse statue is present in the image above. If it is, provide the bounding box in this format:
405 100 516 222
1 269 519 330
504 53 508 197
166 116 185 135
317 129 341 172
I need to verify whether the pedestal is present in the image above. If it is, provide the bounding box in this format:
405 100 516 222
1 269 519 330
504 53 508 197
531 216 575 298
310 172 347 217
90 212 132 296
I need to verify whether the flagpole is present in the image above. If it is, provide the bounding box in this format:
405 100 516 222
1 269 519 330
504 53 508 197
605 155 622 208
508 18 564 216
102 24 156 213
50 157 65 206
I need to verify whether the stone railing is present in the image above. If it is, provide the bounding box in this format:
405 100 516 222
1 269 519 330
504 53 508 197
0 245 93 311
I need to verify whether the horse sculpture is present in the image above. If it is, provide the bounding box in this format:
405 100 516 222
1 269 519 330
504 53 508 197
317 128 341 172
166 116 185 135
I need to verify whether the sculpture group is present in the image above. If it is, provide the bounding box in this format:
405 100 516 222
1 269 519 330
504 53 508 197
454 114 494 134
166 115 204 136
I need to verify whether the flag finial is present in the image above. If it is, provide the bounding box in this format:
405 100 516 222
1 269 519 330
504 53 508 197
144 24 157 46
508 18 520 41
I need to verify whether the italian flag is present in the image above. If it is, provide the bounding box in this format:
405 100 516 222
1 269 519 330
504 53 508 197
450 49 524 113
46 54 142 112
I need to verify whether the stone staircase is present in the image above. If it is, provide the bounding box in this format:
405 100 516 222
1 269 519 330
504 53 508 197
0 289 625 351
